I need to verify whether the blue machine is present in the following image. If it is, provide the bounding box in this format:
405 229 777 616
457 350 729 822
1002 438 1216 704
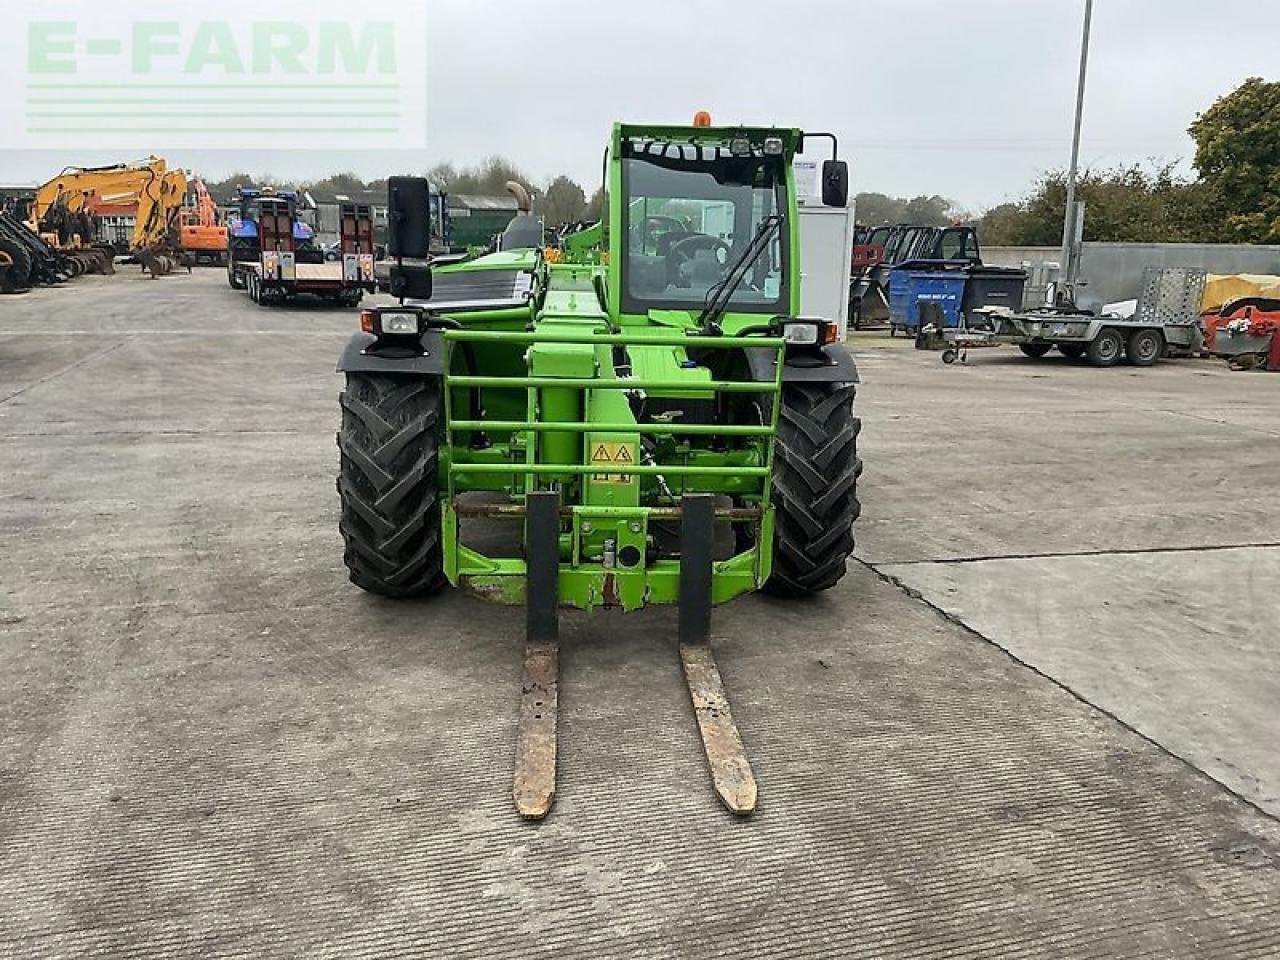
229 188 314 243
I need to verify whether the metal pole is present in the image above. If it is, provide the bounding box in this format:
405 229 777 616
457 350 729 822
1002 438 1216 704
1060 0 1094 289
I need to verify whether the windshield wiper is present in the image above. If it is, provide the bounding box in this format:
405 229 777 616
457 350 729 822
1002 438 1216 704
697 215 782 335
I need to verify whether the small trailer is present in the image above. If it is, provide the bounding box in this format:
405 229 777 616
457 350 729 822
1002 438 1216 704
242 198 376 307
958 267 1207 368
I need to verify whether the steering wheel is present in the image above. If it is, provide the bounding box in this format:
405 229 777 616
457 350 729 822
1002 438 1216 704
666 234 732 288
644 215 684 236
641 215 688 250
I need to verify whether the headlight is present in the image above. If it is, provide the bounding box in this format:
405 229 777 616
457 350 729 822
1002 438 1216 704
763 136 784 156
729 136 752 157
380 311 420 335
780 319 837 347
783 322 820 346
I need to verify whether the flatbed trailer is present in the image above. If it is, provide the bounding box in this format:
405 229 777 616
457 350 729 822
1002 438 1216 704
239 199 376 307
961 267 1207 368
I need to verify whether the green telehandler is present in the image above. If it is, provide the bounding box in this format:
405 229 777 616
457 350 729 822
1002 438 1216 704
337 117 862 819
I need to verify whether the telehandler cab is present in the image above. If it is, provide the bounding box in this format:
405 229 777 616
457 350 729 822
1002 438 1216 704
337 118 862 819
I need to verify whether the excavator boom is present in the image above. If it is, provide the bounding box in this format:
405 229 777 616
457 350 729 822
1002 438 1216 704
32 158 189 276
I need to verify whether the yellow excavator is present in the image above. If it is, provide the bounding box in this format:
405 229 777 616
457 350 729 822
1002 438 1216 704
31 158 190 277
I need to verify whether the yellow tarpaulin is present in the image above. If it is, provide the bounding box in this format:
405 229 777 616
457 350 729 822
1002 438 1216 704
1201 274 1280 314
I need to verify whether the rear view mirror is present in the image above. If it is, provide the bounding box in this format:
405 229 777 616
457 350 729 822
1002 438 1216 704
388 176 432 259
822 160 849 208
390 262 433 301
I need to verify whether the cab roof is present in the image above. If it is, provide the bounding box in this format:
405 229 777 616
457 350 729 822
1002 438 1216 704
614 123 804 154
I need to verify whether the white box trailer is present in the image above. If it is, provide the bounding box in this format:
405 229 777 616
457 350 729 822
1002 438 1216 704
796 192 856 338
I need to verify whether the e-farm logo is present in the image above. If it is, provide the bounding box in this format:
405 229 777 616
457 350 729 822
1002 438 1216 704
4 2 426 149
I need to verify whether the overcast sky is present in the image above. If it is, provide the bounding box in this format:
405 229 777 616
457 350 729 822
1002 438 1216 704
3 0 1276 212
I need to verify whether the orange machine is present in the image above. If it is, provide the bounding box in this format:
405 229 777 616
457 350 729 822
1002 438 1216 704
180 178 228 265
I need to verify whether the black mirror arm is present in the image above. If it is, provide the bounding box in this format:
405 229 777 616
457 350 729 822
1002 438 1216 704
802 132 840 162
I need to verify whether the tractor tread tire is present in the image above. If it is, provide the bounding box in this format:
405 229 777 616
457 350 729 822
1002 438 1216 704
338 373 447 598
765 382 862 598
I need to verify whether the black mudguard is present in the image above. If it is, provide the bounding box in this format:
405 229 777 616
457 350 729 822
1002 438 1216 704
336 330 447 376
745 341 860 385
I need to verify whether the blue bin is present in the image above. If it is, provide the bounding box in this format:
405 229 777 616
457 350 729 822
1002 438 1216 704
889 262 969 332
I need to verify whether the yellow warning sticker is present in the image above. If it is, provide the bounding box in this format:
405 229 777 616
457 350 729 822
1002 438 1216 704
590 442 635 485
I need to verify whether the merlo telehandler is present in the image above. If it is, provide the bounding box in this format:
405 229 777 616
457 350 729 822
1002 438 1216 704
337 117 862 819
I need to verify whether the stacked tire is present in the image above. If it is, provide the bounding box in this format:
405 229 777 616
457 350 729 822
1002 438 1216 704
0 238 33 294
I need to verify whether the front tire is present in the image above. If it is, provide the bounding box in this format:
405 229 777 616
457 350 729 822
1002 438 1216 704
765 382 862 597
338 373 447 598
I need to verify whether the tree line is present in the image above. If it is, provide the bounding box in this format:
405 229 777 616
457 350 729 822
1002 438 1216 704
977 77 1280 246
203 77 1280 246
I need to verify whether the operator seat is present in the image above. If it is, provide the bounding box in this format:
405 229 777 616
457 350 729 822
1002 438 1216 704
685 250 724 289
500 214 544 251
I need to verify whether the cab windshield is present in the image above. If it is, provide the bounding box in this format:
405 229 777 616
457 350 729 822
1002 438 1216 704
621 150 787 315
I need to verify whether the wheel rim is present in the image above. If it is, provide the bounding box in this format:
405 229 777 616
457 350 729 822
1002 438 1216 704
1135 334 1158 362
1100 336 1120 361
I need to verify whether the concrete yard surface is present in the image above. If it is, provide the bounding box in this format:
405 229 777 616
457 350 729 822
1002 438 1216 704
1 271 1279 958
852 337 1280 823
877 547 1280 816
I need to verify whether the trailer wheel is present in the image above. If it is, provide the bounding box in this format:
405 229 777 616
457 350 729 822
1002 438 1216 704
1126 328 1164 367
1058 343 1087 360
764 382 862 598
1019 343 1052 359
1087 328 1124 367
228 261 245 290
338 373 447 598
